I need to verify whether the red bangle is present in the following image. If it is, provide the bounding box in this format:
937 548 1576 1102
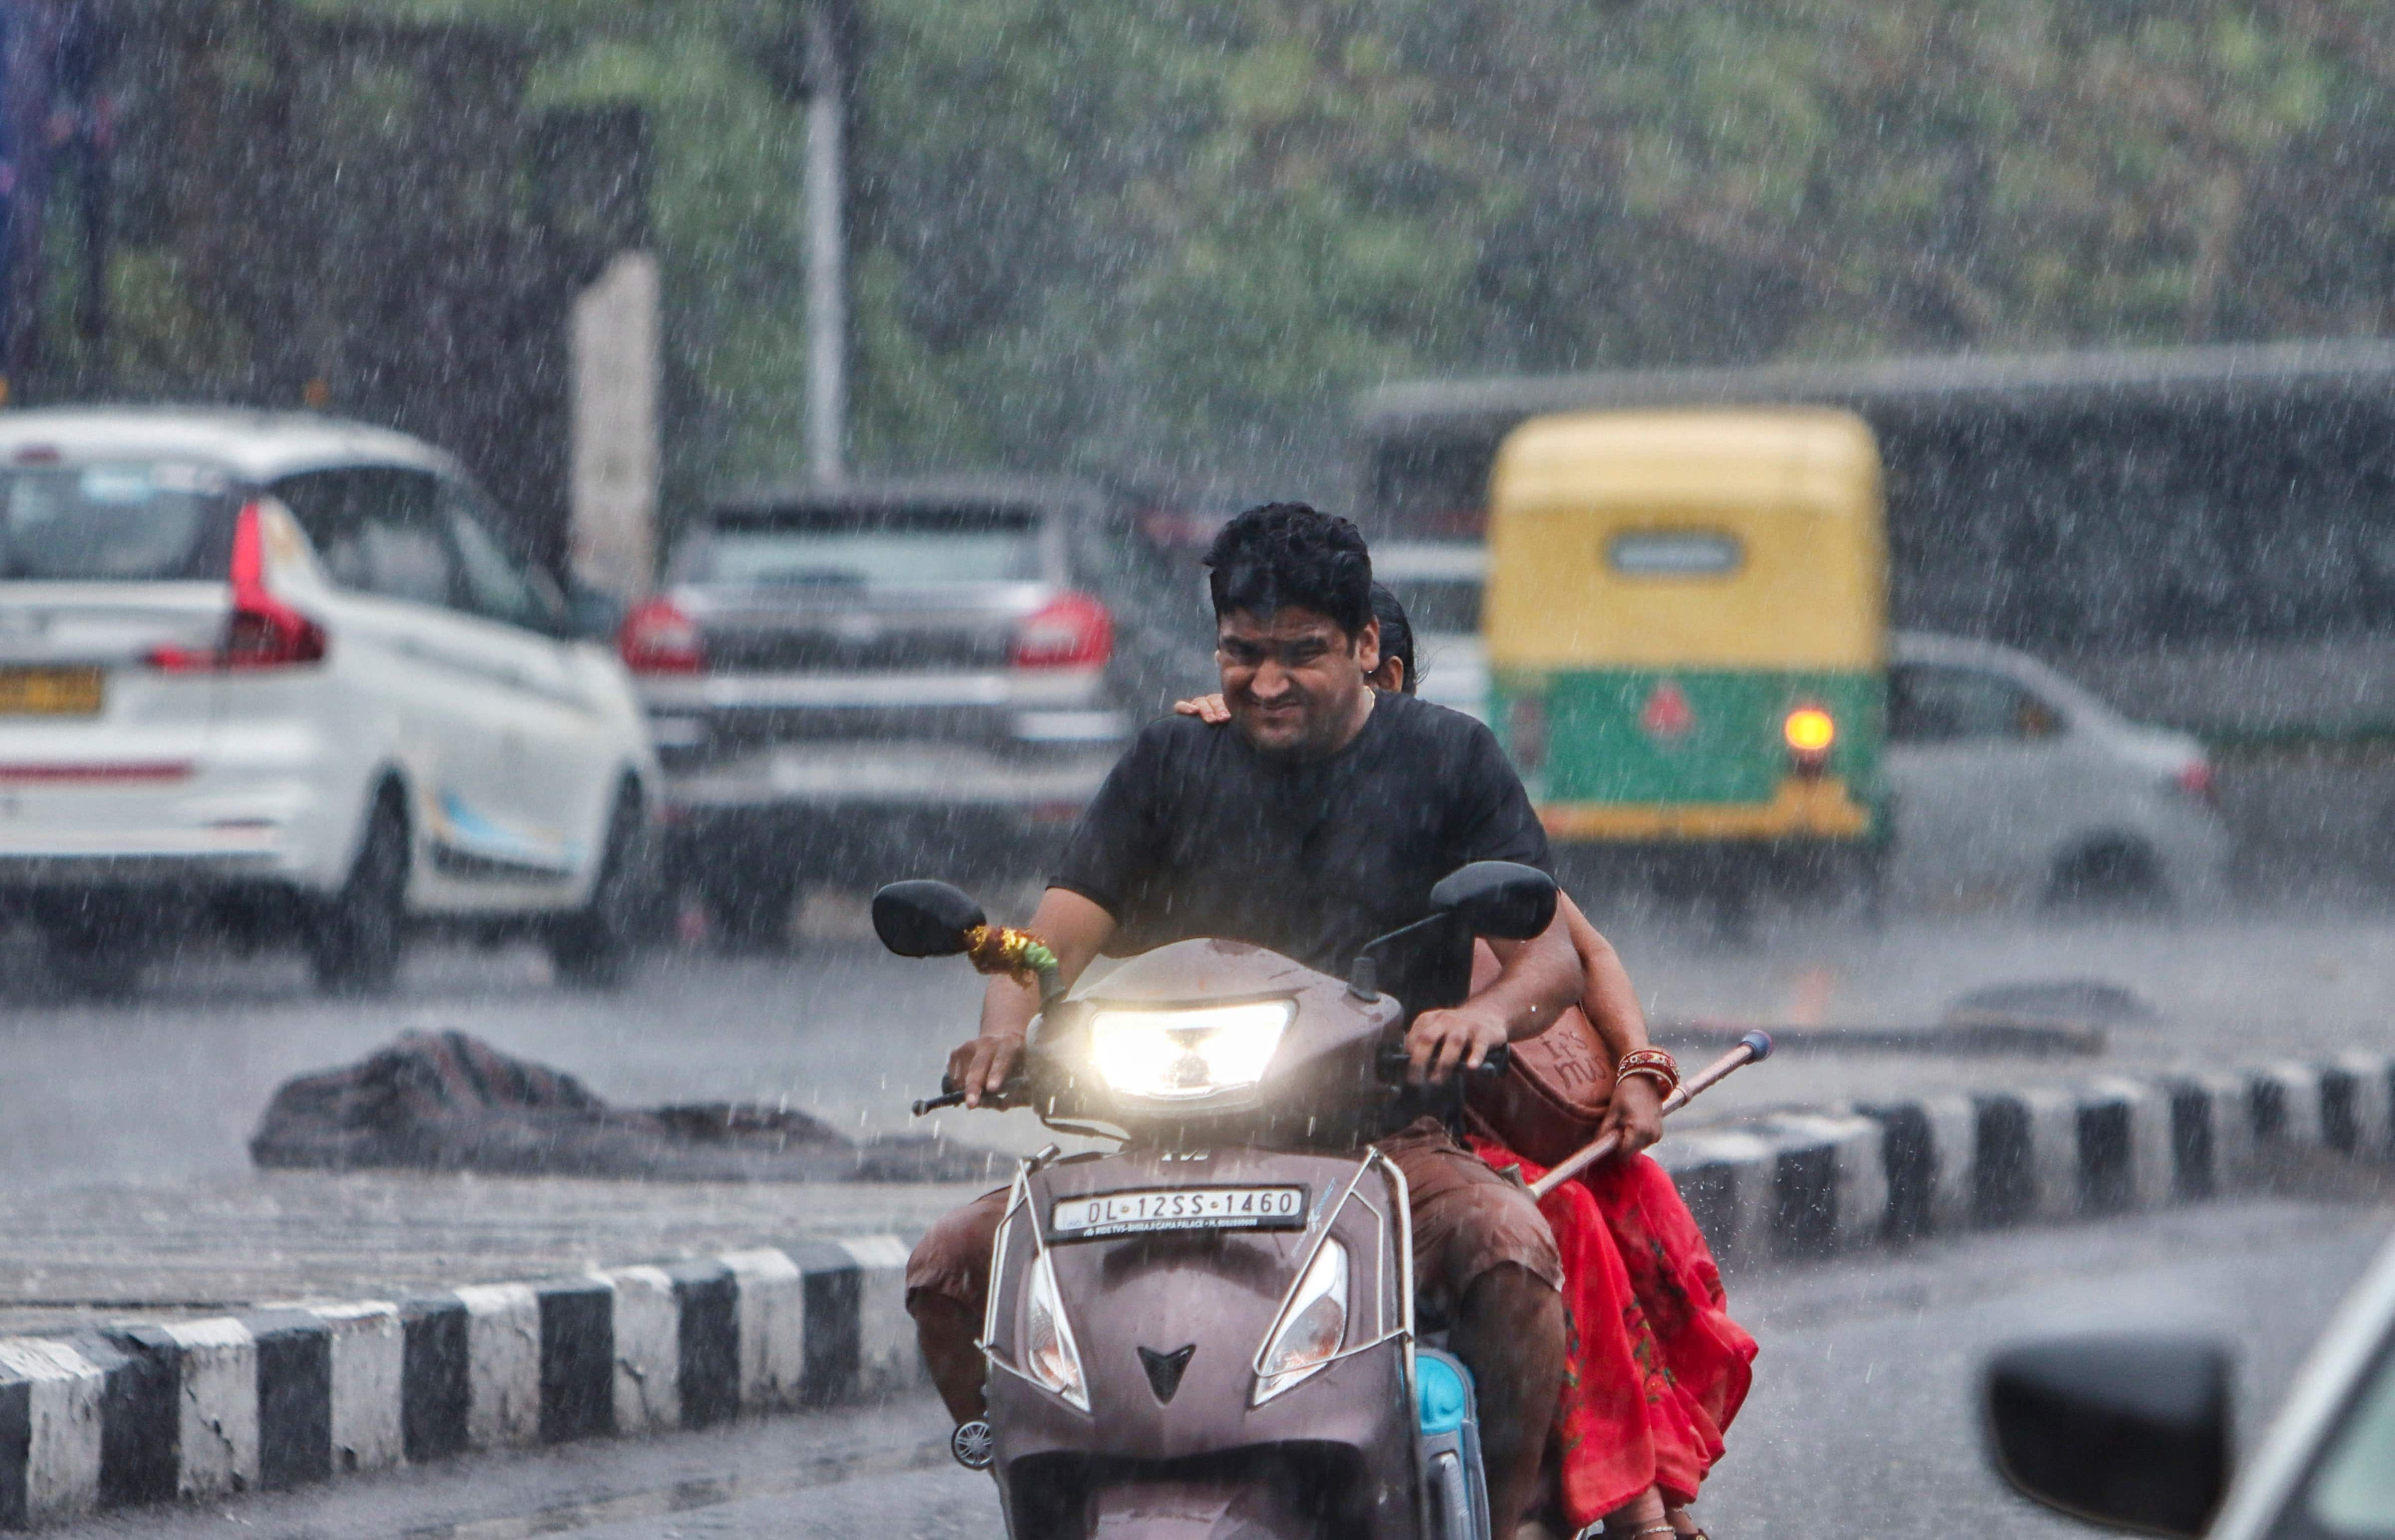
1616 1048 1680 1096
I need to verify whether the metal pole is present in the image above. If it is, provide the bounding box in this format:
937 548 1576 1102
804 1 847 486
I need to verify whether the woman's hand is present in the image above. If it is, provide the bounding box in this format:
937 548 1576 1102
1173 693 1231 724
1600 1072 1667 1155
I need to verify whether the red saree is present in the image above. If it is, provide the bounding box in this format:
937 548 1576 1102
1467 1134 1759 1523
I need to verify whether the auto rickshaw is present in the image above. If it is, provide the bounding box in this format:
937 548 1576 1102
1483 408 1889 913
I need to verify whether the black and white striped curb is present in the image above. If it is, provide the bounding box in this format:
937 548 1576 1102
11 1055 2394 1528
1652 1051 2395 1266
0 1237 915 1530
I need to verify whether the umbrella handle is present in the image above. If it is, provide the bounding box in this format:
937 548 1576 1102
1527 1031 1773 1199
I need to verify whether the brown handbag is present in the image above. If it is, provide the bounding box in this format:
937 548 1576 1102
1460 945 1617 1166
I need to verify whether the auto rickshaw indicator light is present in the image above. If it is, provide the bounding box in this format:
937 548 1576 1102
1783 705 1836 768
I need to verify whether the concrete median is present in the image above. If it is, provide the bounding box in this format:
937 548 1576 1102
7 1052 2394 1530
1657 1052 2393 1263
0 1238 915 1530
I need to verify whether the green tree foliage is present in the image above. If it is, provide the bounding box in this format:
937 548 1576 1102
310 0 2395 501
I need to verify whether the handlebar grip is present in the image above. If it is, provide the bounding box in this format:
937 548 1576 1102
913 1067 1030 1117
1376 1041 1514 1081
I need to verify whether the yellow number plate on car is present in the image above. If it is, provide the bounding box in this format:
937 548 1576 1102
0 666 104 715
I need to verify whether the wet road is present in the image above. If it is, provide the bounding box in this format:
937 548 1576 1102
41 1197 2393 1540
5 901 2395 1193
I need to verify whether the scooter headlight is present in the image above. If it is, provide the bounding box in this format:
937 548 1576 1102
1021 1247 1089 1410
1253 1239 1349 1405
1087 1000 1293 1101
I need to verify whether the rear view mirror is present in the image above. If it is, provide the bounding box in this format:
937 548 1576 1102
1429 862 1557 942
1985 1333 2232 1538
872 880 987 957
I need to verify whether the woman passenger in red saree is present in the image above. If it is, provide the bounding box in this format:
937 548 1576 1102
1464 904 1755 1540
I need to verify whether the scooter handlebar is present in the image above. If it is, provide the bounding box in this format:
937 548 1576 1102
1375 1040 1512 1082
913 1066 1034 1117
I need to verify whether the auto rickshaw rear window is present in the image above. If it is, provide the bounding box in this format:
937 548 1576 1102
1606 529 1744 577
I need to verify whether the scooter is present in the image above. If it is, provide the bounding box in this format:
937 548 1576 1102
877 862 1765 1540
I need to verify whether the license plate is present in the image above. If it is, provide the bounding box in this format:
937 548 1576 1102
1049 1185 1307 1240
0 666 102 716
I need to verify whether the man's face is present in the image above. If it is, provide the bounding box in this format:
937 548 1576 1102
1215 606 1380 760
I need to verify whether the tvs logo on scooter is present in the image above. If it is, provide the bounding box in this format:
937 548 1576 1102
1640 680 1696 743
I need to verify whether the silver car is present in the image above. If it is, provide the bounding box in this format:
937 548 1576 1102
1887 632 2231 911
623 477 1180 944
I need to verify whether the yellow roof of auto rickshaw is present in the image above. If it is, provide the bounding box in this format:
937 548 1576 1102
1485 408 1886 671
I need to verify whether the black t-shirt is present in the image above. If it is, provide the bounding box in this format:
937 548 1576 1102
1053 691 1551 977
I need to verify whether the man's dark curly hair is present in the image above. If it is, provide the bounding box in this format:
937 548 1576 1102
1202 502 1375 640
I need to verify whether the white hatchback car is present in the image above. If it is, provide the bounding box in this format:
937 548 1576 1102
0 408 659 993
1887 631 2230 910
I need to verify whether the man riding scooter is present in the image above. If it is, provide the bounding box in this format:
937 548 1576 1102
907 502 1583 1540
1176 587 1755 1540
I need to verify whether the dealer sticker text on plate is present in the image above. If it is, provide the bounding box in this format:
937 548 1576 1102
1050 1185 1306 1239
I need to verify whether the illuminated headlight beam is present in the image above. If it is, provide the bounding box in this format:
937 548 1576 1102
1087 1000 1294 1101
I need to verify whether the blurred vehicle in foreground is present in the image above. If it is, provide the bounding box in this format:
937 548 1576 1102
1482 408 1891 916
0 408 659 994
1985 1228 2395 1539
623 477 1187 945
1889 631 2229 912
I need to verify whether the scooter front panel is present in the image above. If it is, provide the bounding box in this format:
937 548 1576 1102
984 1148 1420 1540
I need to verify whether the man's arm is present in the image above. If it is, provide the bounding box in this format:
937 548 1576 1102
1404 906 1581 1083
948 887 1118 1106
1404 715 1583 1082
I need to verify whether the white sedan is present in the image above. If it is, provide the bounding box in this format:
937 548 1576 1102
1886 631 2230 911
0 408 659 993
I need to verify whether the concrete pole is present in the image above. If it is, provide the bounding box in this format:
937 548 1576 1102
804 1 848 487
568 251 662 598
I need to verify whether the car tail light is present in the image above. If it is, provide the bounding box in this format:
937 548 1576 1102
147 501 327 672
1012 591 1113 670
1783 705 1836 773
619 597 704 675
2176 759 2218 807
